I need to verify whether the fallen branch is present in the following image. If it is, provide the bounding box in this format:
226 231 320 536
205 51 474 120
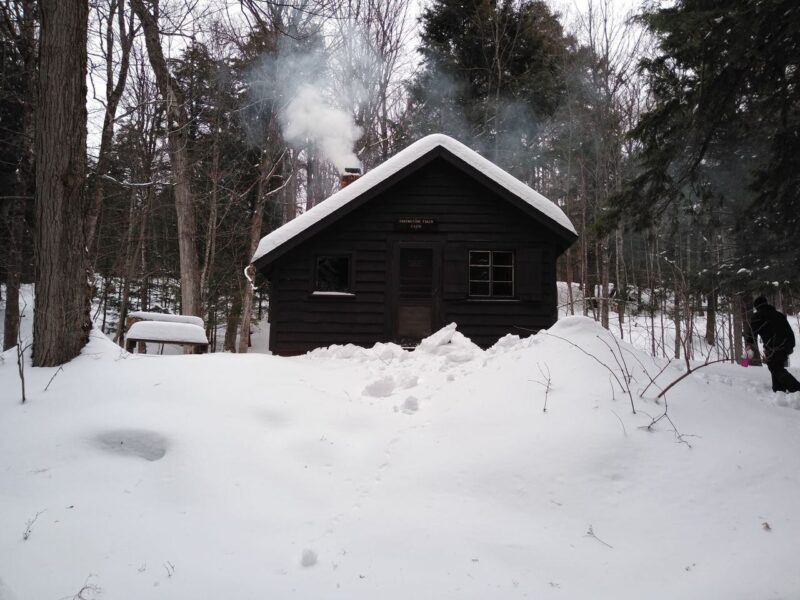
656 358 730 399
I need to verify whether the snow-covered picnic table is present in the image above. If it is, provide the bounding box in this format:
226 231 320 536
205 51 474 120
125 320 209 354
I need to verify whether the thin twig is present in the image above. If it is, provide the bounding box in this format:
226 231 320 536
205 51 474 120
531 363 552 412
542 331 634 413
23 509 45 540
597 335 636 414
44 366 64 392
585 525 613 549
60 574 101 600
628 350 670 397
16 301 31 403
609 409 627 437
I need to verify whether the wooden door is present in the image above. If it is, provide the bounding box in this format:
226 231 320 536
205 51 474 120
394 245 439 345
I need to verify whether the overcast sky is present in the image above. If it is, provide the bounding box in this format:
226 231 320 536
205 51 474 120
85 0 649 155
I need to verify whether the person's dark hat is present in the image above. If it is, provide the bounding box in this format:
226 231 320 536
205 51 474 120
753 296 768 309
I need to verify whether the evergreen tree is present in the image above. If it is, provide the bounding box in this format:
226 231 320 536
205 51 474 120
405 0 576 179
617 0 800 283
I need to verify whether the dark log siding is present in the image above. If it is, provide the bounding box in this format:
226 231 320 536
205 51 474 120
266 158 564 355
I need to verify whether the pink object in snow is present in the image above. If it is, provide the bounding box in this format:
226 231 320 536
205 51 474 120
741 358 750 367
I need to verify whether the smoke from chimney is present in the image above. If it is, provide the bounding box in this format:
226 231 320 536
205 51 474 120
246 36 367 174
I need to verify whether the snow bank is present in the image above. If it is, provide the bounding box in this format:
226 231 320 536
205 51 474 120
2 320 800 599
308 340 407 362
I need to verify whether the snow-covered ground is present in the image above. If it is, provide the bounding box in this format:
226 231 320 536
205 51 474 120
1 286 800 599
557 281 800 362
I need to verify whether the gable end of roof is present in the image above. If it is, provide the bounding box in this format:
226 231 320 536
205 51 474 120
252 134 577 270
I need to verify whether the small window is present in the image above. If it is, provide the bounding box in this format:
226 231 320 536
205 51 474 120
315 255 350 292
469 250 514 297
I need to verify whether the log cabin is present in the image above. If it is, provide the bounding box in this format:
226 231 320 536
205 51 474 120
251 134 577 355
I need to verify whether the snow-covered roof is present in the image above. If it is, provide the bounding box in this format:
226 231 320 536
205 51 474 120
126 321 209 345
252 134 576 265
128 311 205 328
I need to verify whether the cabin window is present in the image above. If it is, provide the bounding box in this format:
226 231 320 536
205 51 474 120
469 250 514 297
315 255 351 293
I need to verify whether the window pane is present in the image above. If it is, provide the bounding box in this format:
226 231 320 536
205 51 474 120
469 251 491 266
470 281 491 296
493 281 513 297
493 266 513 282
468 249 515 298
493 251 513 266
470 266 490 281
316 256 350 292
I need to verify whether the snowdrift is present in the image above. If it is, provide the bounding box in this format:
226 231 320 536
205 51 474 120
1 320 799 599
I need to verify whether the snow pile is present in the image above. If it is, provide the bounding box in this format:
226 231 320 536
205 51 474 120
1 319 800 599
309 340 407 362
414 321 481 360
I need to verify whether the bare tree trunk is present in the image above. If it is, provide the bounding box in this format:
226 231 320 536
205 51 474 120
2 198 24 351
224 279 243 352
565 246 575 316
238 155 285 353
238 170 269 354
33 0 91 367
85 0 134 254
114 189 139 346
732 294 743 362
674 292 681 360
131 0 201 317
615 226 625 338
283 149 298 222
705 290 716 346
599 236 610 329
3 0 36 351
100 277 111 333
200 127 221 310
306 152 318 210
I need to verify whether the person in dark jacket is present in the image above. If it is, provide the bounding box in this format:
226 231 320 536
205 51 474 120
746 296 800 393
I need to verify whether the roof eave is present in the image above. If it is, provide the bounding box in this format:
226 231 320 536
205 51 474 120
253 143 578 271
252 148 448 270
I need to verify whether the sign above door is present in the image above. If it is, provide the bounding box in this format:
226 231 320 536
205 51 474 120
395 218 437 232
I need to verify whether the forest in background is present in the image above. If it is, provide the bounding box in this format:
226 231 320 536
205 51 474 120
1 0 798 366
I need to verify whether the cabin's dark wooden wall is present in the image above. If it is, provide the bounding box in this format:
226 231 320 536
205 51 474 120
266 157 563 355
